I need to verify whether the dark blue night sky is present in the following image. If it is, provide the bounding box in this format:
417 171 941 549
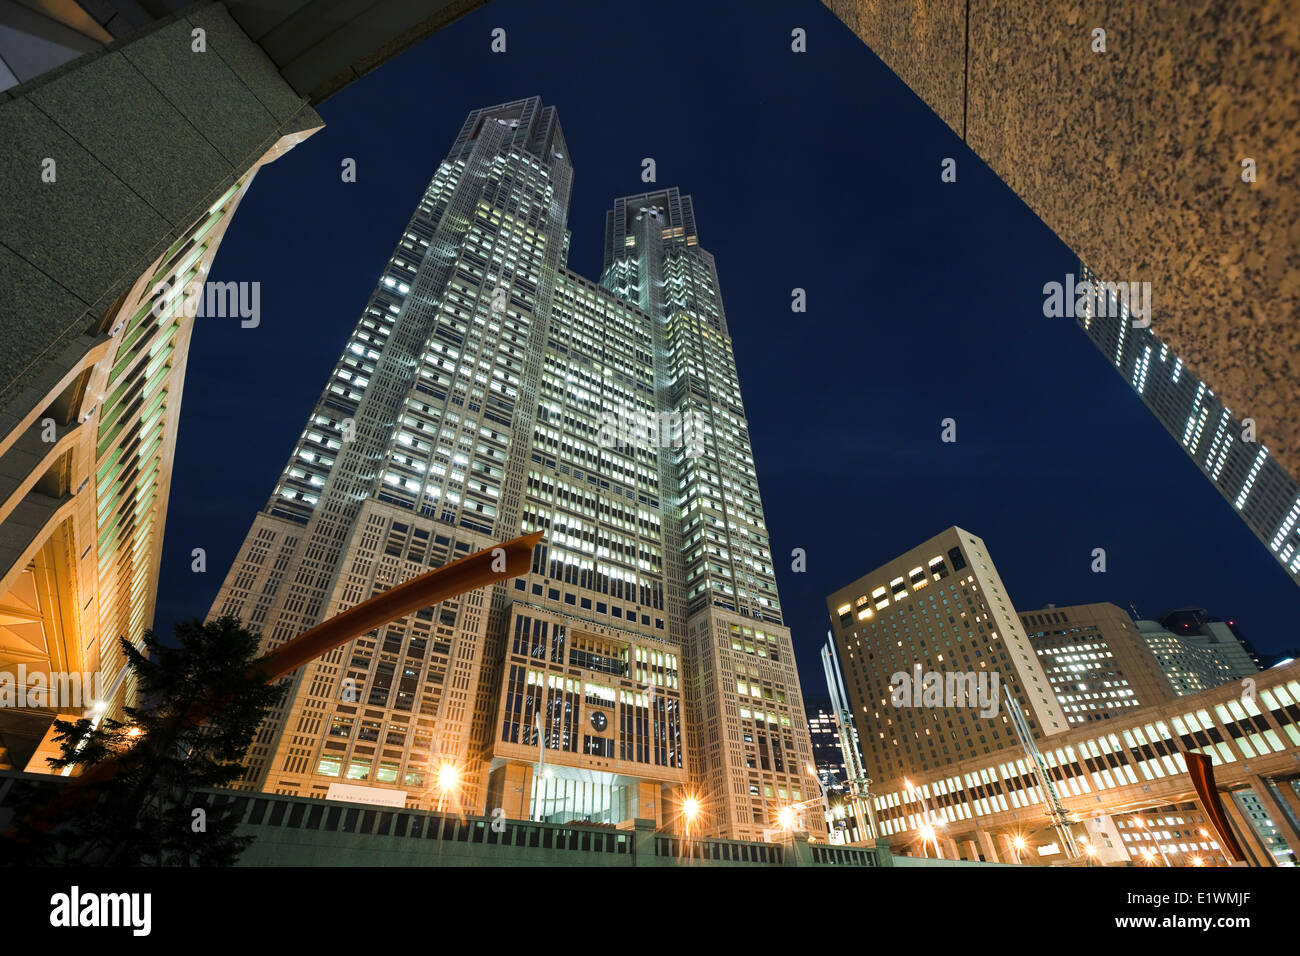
153 0 1297 692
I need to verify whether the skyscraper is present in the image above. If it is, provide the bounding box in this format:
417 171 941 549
1133 619 1247 697
805 697 846 792
208 98 822 840
1077 263 1300 588
826 527 1069 788
1159 607 1262 676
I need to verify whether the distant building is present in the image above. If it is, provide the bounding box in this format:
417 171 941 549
1019 603 1179 726
1136 621 1239 696
1159 607 1262 676
805 697 846 794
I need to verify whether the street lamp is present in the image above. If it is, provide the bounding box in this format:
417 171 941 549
905 776 946 858
918 823 936 859
1012 834 1027 865
435 762 460 814
1136 816 1171 866
683 795 701 839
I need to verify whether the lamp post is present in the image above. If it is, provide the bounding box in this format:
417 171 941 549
435 763 459 814
683 795 700 840
1136 816 1171 866
680 794 702 865
1011 834 1027 865
906 777 943 859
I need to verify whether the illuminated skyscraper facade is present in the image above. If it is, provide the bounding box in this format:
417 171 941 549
1078 263 1300 587
1134 620 1242 697
209 98 822 840
805 697 846 792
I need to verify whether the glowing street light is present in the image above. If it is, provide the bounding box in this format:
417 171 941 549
778 806 796 830
918 822 937 859
683 796 701 823
1135 816 1171 866
434 762 460 813
904 775 946 858
1011 834 1027 865
682 794 701 843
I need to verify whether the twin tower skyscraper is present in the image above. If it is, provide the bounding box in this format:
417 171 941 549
208 98 822 840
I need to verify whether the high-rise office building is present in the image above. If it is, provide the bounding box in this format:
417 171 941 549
805 697 845 792
1077 263 1300 588
826 527 1069 788
1135 620 1243 697
1023 601 1259 701
1159 607 1262 677
1018 602 1179 725
208 98 822 840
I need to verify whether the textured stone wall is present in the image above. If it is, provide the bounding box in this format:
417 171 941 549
824 0 1300 477
0 5 322 429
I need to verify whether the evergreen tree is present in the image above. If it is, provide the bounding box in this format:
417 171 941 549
2 617 284 865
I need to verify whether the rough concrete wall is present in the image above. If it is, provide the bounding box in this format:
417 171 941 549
824 0 1300 477
228 0 490 104
0 4 322 425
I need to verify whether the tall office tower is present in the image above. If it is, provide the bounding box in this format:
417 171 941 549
599 188 821 839
805 697 846 792
1134 620 1242 696
208 98 822 840
1018 603 1179 726
1076 263 1300 588
1159 607 1262 677
826 527 1070 787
